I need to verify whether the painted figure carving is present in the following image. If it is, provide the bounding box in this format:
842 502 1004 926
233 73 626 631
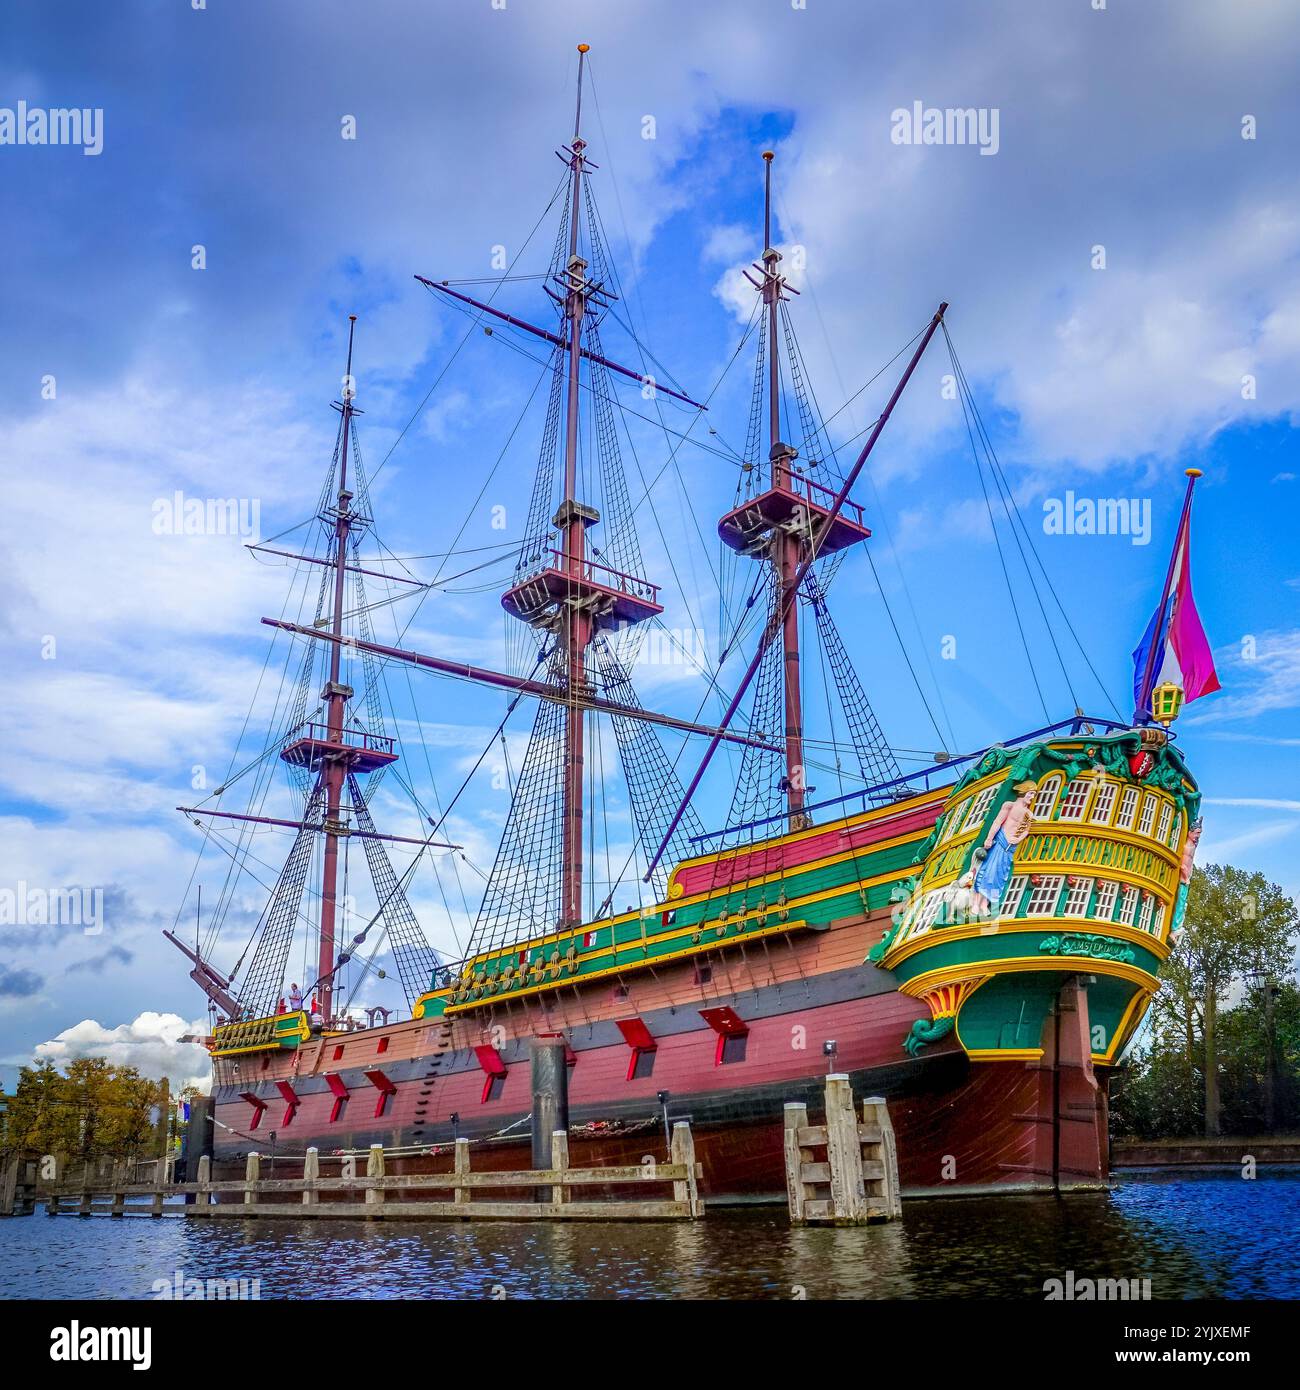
1170 817 1203 936
970 779 1038 917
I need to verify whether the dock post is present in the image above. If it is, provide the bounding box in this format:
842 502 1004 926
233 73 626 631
551 1130 570 1207
365 1144 385 1215
670 1121 702 1217
862 1096 902 1219
151 1156 166 1217
530 1035 569 1201
109 1161 126 1217
302 1148 319 1207
783 1102 813 1224
453 1138 471 1209
0 1154 18 1217
244 1152 260 1208
529 1035 570 1172
195 1155 211 1210
824 1074 867 1223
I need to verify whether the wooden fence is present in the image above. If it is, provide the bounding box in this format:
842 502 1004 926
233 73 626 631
24 1122 704 1223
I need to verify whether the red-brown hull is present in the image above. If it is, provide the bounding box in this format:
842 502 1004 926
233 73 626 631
211 964 1108 1199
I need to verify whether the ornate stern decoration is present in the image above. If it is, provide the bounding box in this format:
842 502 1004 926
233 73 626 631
877 725 1200 1065
902 976 988 1057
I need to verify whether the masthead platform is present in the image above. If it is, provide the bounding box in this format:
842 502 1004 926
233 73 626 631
719 475 872 558
280 722 399 775
502 550 663 632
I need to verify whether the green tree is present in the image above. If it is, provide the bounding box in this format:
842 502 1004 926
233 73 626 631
1158 864 1297 1136
1 1058 166 1161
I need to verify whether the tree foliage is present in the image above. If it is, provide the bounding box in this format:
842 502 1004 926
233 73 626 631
1112 863 1300 1138
2 1058 165 1159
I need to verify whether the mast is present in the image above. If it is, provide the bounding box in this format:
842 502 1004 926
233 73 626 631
649 295 948 878
317 313 359 1021
559 43 593 926
760 151 809 828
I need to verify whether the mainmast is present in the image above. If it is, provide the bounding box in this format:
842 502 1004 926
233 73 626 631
558 43 594 927
317 313 360 1021
760 151 809 828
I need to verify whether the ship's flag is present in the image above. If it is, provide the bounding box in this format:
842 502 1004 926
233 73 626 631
1132 469 1220 722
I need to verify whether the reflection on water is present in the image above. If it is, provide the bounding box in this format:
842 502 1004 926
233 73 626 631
3 1170 1297 1300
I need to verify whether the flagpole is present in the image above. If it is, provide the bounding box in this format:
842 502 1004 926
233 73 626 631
1135 467 1202 723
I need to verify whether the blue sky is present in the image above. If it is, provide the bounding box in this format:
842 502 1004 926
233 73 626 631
2 0 1298 1089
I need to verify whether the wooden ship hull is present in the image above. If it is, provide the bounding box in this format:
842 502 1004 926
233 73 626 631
209 721 1196 1199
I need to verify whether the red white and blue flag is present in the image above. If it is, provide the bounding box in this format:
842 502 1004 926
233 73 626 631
1132 471 1220 722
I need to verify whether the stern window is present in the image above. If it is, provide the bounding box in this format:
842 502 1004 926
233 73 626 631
997 876 1028 918
1089 782 1117 824
1025 876 1064 916
1063 877 1093 917
1058 781 1092 822
1093 881 1119 921
962 786 999 833
1032 776 1063 819
1117 885 1139 926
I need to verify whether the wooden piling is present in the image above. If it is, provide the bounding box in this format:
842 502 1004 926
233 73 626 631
365 1144 385 1214
109 1162 126 1217
0 1154 18 1217
783 1102 813 1225
823 1074 866 1222
862 1097 902 1219
195 1155 212 1210
453 1138 471 1207
151 1157 166 1217
670 1120 703 1217
301 1148 319 1207
783 1078 902 1225
244 1152 260 1208
551 1130 570 1207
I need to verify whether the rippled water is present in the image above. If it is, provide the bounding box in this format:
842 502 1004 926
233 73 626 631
3 1170 1297 1300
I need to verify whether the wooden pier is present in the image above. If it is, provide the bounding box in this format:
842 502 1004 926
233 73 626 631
784 1075 902 1225
17 1121 704 1223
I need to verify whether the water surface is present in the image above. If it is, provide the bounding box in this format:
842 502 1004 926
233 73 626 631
3 1170 1296 1300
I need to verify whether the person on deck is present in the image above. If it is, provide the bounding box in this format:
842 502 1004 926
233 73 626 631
970 779 1039 918
287 982 303 1012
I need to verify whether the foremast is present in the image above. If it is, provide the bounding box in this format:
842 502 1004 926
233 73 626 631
175 317 454 1035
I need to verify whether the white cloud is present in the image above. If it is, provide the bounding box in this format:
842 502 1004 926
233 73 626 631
1203 797 1300 812
34 1011 212 1091
1192 628 1300 723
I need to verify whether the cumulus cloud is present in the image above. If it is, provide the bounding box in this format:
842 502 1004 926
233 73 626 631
34 1012 211 1091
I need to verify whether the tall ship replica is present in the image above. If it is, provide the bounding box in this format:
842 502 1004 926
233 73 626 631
172 46 1219 1198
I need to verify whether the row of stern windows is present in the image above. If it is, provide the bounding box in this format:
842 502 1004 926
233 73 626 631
941 774 1182 851
911 873 1166 937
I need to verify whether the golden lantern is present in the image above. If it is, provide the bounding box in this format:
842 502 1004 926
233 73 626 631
1151 681 1185 726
